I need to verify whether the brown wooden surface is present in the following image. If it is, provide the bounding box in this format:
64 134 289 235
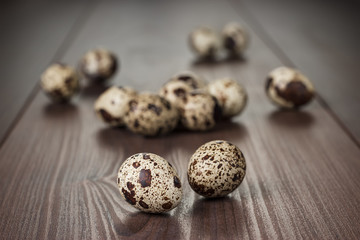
1 0 360 239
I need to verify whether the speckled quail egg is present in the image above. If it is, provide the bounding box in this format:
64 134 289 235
179 91 221 131
124 93 179 136
94 86 137 127
189 27 220 58
40 63 79 102
222 22 249 56
79 48 118 82
188 140 246 198
265 66 315 109
159 71 206 108
117 153 183 213
207 78 247 118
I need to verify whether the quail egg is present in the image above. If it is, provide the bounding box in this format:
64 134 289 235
207 78 247 118
188 140 246 198
124 93 179 136
79 48 118 82
94 86 137 127
265 66 315 109
222 22 249 56
40 63 79 102
189 27 220 58
179 91 221 131
117 153 183 213
159 71 206 108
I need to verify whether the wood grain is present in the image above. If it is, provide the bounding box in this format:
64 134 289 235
232 0 360 142
0 0 360 239
0 0 92 142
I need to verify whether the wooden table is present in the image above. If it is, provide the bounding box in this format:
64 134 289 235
1 0 359 239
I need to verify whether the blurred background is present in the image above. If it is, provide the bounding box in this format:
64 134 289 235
1 0 360 140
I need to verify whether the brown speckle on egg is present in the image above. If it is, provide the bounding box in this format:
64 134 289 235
174 88 186 97
134 120 139 128
174 176 181 188
275 81 313 107
127 182 135 190
121 188 136 205
224 36 236 51
265 77 273 91
139 200 149 209
139 169 152 187
147 103 162 116
133 162 140 168
129 100 138 112
99 109 114 123
162 202 173 210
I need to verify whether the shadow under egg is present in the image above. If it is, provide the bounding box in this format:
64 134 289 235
80 81 110 99
42 101 78 119
96 127 140 152
191 56 221 67
268 109 315 128
114 211 182 239
191 53 247 68
189 196 246 239
163 120 248 153
202 120 248 143
222 53 247 63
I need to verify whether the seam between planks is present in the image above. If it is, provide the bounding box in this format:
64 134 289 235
0 0 98 151
227 0 360 149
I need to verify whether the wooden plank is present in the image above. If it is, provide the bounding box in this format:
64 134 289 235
0 0 360 239
0 0 91 142
231 0 360 142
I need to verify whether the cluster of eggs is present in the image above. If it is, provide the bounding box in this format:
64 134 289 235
117 140 246 213
189 22 249 59
40 48 118 102
189 23 315 108
94 71 248 136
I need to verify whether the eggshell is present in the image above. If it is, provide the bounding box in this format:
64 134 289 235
124 93 179 136
265 66 315 109
222 22 249 56
188 140 246 198
79 48 118 82
40 63 79 102
189 27 220 58
179 91 221 131
159 71 206 108
208 78 247 118
94 86 136 127
117 153 183 213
